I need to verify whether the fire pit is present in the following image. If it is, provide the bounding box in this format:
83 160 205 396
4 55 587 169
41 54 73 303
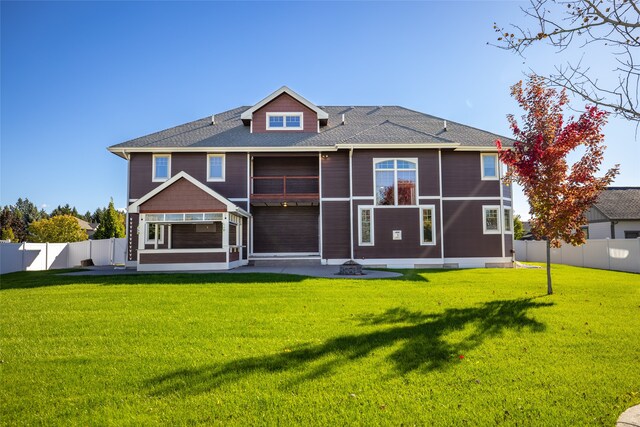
338 260 364 275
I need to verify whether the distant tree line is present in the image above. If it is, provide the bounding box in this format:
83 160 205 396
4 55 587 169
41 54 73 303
0 198 125 243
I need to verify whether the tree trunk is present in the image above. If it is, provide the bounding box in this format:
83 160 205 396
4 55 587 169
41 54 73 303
546 239 553 295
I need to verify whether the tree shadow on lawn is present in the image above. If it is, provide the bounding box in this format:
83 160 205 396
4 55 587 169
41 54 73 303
0 270 313 290
146 297 552 396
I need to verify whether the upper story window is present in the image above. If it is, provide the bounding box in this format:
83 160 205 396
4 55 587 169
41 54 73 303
420 206 436 245
267 112 303 130
207 154 225 182
152 154 171 182
481 153 499 180
503 207 512 233
374 159 417 206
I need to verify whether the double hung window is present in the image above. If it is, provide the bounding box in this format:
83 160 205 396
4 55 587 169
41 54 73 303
152 154 171 182
481 153 499 180
207 154 225 181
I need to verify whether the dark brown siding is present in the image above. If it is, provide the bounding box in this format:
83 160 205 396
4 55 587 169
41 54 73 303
321 150 350 198
441 151 500 197
139 252 226 264
139 178 227 213
252 206 319 253
230 251 240 262
353 202 442 259
129 153 247 200
504 236 513 256
252 93 317 133
171 223 222 249
252 156 319 196
351 149 440 197
322 201 350 259
442 200 502 257
127 213 139 262
129 153 156 199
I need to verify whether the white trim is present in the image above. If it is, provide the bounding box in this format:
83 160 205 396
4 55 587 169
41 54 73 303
373 157 419 206
229 198 249 202
419 205 436 246
358 206 374 246
128 198 138 202
323 257 513 268
337 143 460 150
144 223 165 245
266 112 304 130
319 153 323 258
454 146 502 152
138 248 225 254
498 161 505 257
349 148 354 260
483 205 501 234
418 196 441 200
250 252 320 257
152 154 171 182
481 153 499 181
240 86 328 121
438 149 445 261
137 262 230 272
206 153 226 182
321 197 350 202
503 206 513 234
352 196 375 200
128 171 250 217
442 196 504 201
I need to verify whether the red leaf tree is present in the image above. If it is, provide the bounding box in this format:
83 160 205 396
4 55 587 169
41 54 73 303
497 76 619 295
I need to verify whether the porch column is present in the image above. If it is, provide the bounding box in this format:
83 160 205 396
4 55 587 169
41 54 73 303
223 213 229 263
154 223 159 250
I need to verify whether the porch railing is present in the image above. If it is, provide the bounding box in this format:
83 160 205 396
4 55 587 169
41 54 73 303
251 176 319 200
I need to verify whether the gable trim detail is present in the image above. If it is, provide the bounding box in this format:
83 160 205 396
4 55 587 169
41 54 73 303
240 86 329 121
128 171 250 217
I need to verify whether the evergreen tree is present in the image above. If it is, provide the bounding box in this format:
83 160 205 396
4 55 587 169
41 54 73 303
93 199 125 239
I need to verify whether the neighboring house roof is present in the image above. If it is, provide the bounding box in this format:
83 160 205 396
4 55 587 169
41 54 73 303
75 218 96 231
108 89 514 155
591 187 640 220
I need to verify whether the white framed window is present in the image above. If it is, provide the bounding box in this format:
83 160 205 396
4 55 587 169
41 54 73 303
207 154 225 182
503 207 512 234
420 205 436 245
481 153 499 180
145 223 165 244
374 158 418 206
152 154 171 182
483 205 501 234
358 206 374 246
266 112 303 130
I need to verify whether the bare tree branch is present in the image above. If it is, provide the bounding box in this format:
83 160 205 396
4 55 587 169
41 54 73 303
493 0 640 123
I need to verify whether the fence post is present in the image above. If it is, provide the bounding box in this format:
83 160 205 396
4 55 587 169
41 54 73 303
607 238 611 271
89 239 93 263
581 242 585 268
45 242 49 271
21 242 26 271
110 237 115 265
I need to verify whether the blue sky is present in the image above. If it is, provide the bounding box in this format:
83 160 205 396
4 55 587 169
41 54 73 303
2 1 638 218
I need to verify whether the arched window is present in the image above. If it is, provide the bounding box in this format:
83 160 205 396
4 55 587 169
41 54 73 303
374 159 417 205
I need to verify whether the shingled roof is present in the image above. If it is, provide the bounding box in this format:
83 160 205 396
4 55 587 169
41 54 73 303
108 105 513 153
592 187 640 220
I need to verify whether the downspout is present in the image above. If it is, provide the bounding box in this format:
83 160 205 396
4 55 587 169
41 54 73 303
438 149 444 265
123 150 131 265
349 147 354 261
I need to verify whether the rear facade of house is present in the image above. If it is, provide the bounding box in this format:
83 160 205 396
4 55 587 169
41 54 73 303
109 87 514 271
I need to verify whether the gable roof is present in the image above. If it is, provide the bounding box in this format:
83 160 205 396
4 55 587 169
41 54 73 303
128 171 250 217
240 86 329 121
591 187 640 220
108 93 515 156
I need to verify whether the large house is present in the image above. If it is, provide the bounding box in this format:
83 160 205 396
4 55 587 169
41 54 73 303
108 87 514 271
585 187 640 239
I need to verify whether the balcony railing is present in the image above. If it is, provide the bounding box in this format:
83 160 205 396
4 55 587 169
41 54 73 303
250 176 319 200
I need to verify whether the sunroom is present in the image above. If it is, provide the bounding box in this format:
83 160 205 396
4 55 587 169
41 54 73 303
128 172 250 272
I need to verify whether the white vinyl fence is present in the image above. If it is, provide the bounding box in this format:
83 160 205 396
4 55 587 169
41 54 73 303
515 239 640 274
0 238 127 275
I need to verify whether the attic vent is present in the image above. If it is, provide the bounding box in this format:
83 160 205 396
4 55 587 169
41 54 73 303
342 114 346 125
211 115 216 125
443 120 447 131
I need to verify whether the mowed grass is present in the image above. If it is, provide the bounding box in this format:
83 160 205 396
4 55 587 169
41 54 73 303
1 266 639 426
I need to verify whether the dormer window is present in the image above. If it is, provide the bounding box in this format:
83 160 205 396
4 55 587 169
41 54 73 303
267 112 303 130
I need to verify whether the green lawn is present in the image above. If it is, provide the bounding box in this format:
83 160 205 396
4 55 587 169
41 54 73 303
1 266 639 426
